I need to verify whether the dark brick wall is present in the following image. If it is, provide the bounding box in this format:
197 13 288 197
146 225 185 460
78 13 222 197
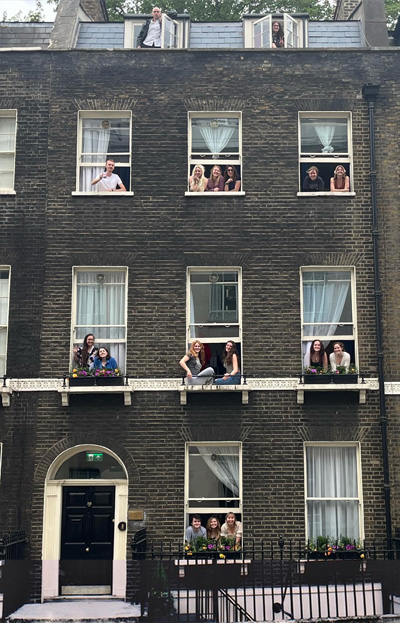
1 47 399 601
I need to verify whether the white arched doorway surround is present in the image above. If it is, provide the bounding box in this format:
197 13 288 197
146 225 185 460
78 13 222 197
41 444 128 601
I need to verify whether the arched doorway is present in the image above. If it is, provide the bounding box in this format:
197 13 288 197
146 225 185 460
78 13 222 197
41 445 128 601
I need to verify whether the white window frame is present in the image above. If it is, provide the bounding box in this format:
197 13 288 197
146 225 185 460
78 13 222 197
298 111 355 196
0 110 17 195
300 266 358 368
70 266 128 371
249 14 304 48
73 111 133 196
186 111 244 196
0 266 11 376
0 442 2 482
187 267 242 346
124 15 187 49
304 442 364 542
185 442 242 531
160 13 180 48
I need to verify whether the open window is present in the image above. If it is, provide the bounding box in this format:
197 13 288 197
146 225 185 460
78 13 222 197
187 268 241 373
0 267 11 376
161 13 179 48
71 267 128 372
252 14 301 48
185 442 242 534
305 443 363 541
76 111 131 193
300 267 357 369
187 112 243 194
299 112 353 194
0 111 17 193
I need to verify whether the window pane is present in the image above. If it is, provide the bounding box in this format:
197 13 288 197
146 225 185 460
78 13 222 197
301 117 348 154
303 271 352 324
190 325 240 339
0 328 6 352
55 450 126 479
191 118 239 155
0 354 5 377
0 172 13 188
190 271 239 325
0 154 14 170
307 501 359 541
189 445 239 500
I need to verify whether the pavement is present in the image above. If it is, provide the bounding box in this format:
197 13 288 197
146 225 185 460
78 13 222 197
7 599 142 622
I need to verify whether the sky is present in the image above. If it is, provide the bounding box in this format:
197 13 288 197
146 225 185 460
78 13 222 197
0 0 56 20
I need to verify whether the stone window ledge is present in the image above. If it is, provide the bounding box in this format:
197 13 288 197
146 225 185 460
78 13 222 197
71 192 134 196
185 191 245 197
0 189 16 195
297 191 356 197
179 384 249 405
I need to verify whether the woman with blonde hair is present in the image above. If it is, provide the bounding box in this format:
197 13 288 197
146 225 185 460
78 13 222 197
221 512 243 545
330 165 350 192
189 164 207 192
179 339 214 385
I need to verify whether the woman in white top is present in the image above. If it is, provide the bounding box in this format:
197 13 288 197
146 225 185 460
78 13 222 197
221 512 242 545
329 342 351 371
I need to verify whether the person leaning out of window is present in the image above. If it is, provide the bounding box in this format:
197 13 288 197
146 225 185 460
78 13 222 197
221 512 243 545
272 21 284 48
304 339 328 370
206 165 224 192
73 333 98 369
303 166 324 191
215 340 241 385
224 165 241 192
329 342 350 372
189 164 208 192
91 158 126 192
330 165 350 192
93 346 118 371
180 339 214 385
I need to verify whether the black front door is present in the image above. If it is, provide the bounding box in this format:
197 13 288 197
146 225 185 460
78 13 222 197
60 486 115 593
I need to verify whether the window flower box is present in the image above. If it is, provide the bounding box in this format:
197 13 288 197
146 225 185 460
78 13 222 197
331 374 358 384
303 375 331 384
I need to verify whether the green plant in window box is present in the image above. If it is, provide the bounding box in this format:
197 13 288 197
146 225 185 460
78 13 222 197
333 364 358 375
93 367 122 378
305 535 364 559
69 367 92 378
303 366 330 375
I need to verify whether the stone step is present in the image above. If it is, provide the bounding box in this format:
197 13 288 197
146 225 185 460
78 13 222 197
7 599 141 622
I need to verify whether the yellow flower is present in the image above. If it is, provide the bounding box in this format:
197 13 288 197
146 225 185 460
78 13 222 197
202 546 206 550
219 553 225 559
185 545 189 550
360 554 365 559
72 374 77 378
187 552 192 556
72 369 77 373
115 369 119 373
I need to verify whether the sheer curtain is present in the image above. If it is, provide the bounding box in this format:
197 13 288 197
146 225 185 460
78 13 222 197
75 271 126 370
315 123 335 153
81 120 110 192
307 446 359 540
198 122 234 156
303 272 350 365
198 446 239 498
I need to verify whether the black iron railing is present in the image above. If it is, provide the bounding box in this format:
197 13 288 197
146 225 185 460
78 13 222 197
0 530 26 561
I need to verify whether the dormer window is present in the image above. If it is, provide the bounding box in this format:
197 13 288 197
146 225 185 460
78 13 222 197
244 13 308 48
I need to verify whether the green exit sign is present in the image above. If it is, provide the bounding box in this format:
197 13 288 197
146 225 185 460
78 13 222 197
86 452 103 462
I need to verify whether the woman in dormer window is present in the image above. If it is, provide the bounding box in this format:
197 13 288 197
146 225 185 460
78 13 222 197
272 21 284 48
330 165 350 192
189 164 208 192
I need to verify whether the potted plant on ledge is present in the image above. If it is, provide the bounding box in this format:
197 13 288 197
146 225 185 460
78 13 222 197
303 366 331 384
331 364 358 384
68 367 124 386
305 535 365 560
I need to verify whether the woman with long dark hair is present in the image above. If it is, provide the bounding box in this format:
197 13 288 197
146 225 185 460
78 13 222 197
73 333 98 369
304 339 328 370
224 165 241 192
272 21 284 48
215 340 240 385
179 339 214 385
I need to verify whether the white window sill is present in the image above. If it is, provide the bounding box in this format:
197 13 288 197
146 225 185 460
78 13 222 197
0 189 16 195
185 191 245 197
71 191 134 196
297 192 356 197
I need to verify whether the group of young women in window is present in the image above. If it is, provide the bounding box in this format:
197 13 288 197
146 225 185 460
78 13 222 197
186 512 243 546
303 165 350 192
180 340 241 385
73 333 119 371
189 164 241 192
303 339 352 371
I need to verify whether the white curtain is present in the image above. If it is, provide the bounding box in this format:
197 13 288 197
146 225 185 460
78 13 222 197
198 446 239 498
75 271 126 370
307 446 359 540
315 123 335 153
81 120 110 192
198 122 234 156
303 272 350 365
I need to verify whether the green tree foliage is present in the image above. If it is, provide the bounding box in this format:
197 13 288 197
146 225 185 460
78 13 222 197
46 0 399 25
3 1 45 22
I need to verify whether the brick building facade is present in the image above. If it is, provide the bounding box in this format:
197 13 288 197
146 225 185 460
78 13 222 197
0 0 400 605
